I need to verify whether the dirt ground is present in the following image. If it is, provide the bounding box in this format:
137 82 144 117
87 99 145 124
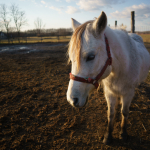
0 43 150 150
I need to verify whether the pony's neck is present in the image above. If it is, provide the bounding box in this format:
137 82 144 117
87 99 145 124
104 27 128 77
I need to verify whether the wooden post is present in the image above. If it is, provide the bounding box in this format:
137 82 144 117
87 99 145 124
131 11 135 33
26 31 27 44
115 21 117 28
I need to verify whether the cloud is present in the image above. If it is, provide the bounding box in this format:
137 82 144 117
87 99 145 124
49 6 62 13
55 0 61 2
110 3 150 20
77 0 125 11
41 0 46 4
66 0 72 2
66 6 80 14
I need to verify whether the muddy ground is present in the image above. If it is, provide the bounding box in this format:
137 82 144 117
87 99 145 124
0 43 150 150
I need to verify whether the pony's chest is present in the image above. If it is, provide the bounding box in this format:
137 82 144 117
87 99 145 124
102 77 126 95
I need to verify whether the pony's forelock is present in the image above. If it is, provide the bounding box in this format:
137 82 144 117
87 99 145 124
67 21 93 70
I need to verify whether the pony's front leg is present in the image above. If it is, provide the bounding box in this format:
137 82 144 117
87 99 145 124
103 92 117 145
120 89 134 141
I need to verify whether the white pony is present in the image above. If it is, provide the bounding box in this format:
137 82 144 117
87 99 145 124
66 11 150 145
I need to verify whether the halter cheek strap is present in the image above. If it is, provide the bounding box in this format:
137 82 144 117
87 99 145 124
69 35 112 89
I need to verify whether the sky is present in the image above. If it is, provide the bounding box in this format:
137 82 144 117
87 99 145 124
1 0 150 31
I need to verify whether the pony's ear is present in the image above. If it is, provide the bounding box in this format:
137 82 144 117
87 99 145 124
92 11 107 35
71 18 81 31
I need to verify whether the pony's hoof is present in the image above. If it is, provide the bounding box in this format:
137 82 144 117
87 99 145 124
120 132 128 142
102 133 112 145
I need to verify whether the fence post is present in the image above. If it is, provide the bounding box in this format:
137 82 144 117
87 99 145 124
131 11 135 33
115 21 117 28
26 31 27 44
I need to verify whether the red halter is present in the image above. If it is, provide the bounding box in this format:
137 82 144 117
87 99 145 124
69 35 112 89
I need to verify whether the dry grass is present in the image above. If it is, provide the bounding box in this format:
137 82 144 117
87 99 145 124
0 36 71 44
0 33 149 44
139 34 150 43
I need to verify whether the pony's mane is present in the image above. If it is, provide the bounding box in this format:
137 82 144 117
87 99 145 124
68 20 93 70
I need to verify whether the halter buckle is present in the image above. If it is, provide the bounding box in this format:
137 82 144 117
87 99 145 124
93 80 97 85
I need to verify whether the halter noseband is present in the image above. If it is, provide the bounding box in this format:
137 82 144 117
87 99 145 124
69 35 112 89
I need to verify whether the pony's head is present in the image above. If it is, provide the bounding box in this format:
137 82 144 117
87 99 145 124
67 11 112 107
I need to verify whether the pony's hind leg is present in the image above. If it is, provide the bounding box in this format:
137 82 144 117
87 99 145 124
103 92 117 145
120 89 135 141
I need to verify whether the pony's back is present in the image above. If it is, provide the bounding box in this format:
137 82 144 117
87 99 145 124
128 33 150 83
128 33 143 43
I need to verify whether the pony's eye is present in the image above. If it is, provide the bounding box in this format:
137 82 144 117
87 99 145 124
86 55 95 61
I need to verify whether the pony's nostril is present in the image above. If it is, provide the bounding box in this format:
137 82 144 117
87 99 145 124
73 98 78 106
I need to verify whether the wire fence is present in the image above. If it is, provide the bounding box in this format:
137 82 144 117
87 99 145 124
0 26 150 44
135 26 150 33
0 35 71 44
110 25 150 33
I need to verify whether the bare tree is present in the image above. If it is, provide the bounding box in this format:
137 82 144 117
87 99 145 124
10 4 27 43
0 4 11 42
0 19 3 30
34 17 45 34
